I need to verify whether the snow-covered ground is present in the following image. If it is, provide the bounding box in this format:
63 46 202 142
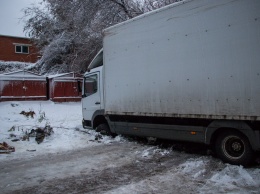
0 101 118 158
0 101 259 193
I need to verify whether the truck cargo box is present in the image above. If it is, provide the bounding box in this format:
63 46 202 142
103 0 260 121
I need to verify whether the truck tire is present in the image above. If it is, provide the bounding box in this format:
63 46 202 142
96 123 114 136
215 130 254 166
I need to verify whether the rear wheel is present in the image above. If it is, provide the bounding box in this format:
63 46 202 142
215 130 254 166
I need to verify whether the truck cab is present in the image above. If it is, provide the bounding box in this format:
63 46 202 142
82 50 110 134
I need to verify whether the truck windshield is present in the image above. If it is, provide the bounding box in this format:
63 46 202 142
84 75 98 97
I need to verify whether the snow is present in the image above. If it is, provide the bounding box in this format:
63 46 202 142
202 165 259 192
3 70 40 76
0 61 37 74
0 101 117 160
179 158 208 178
0 101 259 193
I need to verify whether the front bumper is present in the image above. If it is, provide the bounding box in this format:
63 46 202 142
82 119 92 129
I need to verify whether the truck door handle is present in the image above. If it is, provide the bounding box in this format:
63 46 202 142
95 102 100 105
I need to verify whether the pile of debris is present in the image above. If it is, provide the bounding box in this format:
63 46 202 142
28 125 54 144
9 125 54 144
20 110 35 118
0 142 15 153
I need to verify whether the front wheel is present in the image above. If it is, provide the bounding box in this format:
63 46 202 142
96 123 115 137
215 130 254 166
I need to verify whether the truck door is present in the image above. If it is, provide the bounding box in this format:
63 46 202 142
82 73 101 126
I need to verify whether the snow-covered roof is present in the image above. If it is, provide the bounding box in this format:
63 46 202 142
0 34 31 39
48 72 82 79
0 70 46 81
2 70 41 77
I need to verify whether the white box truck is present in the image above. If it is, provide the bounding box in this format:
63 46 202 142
82 0 260 165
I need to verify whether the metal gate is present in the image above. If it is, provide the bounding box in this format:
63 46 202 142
0 70 47 101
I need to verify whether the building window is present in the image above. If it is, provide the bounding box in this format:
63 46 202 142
15 45 29 54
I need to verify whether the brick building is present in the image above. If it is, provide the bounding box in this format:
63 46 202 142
0 35 40 63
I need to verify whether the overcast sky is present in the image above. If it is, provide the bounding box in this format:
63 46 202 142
0 0 42 37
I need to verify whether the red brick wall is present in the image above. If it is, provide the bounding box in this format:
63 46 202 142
0 35 40 63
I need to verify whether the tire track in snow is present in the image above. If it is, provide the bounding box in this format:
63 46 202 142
3 142 196 194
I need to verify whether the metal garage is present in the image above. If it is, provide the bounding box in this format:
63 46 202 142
0 70 47 101
48 72 82 102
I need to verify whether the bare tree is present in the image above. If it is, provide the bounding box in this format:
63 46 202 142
24 0 102 74
24 0 179 74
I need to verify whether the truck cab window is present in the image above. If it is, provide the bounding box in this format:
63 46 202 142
84 75 98 97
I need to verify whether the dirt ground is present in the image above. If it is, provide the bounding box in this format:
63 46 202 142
1 138 260 194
